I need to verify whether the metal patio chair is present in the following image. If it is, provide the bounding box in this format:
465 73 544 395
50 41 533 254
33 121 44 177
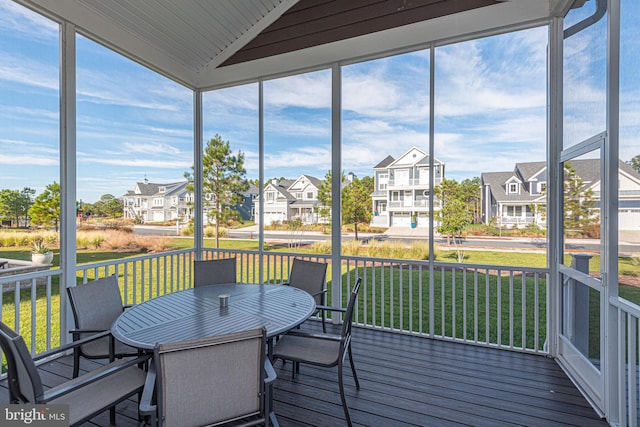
283 258 329 332
139 327 277 427
67 275 139 378
0 321 149 426
193 257 237 287
273 277 362 427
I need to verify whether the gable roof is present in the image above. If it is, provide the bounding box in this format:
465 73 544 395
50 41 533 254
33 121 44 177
127 181 185 197
374 155 395 169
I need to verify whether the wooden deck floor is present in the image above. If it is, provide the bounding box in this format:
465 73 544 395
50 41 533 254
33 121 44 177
1 323 608 427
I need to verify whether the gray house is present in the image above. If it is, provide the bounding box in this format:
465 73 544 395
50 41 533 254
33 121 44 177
481 159 640 239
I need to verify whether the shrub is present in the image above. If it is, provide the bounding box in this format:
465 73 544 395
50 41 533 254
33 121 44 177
309 241 331 254
342 240 362 256
204 226 227 238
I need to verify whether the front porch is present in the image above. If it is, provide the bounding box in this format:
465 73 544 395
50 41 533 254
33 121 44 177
0 320 608 427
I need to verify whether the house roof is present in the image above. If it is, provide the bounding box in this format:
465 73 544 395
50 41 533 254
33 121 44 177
374 155 395 169
127 181 185 197
481 171 538 203
16 0 576 90
483 158 640 204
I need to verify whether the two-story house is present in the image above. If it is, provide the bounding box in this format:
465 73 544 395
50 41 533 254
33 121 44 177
255 175 323 225
124 179 258 224
123 179 192 223
481 159 640 239
370 146 445 228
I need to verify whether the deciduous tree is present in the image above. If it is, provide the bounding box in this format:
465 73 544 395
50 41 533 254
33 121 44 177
0 187 34 227
342 176 373 240
434 179 473 262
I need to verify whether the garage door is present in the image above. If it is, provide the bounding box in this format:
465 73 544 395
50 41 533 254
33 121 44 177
392 213 411 226
620 209 640 230
263 212 284 225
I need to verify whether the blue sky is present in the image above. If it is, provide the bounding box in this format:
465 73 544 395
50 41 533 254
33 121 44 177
1 0 638 203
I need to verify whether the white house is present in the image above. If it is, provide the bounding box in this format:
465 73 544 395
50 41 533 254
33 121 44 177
123 179 192 223
255 175 323 225
370 146 444 228
124 179 258 224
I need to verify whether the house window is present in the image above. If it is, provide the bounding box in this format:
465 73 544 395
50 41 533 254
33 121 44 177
391 192 400 201
306 191 314 199
503 206 522 216
295 192 303 199
153 198 164 207
508 183 519 194
539 183 547 193
379 183 387 190
266 192 275 202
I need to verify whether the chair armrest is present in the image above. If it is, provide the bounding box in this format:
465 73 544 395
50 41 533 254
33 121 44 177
264 359 277 385
315 304 346 313
139 360 157 416
33 330 113 361
42 353 151 401
310 289 327 298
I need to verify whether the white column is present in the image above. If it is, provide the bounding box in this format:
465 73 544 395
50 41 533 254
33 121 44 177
605 0 621 422
258 81 265 284
330 63 342 316
59 21 77 344
193 90 203 258
547 16 564 358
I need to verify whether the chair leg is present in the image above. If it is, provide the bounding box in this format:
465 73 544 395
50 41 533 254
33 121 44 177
322 310 326 333
347 343 360 389
110 406 116 425
72 348 80 378
337 360 353 427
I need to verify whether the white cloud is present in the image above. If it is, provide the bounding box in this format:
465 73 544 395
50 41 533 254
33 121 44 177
0 0 58 39
0 53 59 90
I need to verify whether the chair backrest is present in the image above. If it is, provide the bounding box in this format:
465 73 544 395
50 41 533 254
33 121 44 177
193 257 237 287
287 259 327 305
67 275 125 331
0 322 44 404
154 328 266 427
340 278 362 342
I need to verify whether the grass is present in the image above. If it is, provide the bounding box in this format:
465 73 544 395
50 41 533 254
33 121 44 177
1 237 639 361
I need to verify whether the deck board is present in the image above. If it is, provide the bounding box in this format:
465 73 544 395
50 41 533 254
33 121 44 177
1 322 608 426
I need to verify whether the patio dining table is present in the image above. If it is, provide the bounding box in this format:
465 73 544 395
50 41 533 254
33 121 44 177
111 283 316 350
111 283 316 427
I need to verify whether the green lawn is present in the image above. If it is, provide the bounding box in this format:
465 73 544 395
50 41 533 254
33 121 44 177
1 239 639 359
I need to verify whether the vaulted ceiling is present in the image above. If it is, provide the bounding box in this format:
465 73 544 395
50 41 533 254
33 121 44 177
16 0 576 90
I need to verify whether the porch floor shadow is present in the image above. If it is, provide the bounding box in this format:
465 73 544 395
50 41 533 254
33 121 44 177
1 322 607 426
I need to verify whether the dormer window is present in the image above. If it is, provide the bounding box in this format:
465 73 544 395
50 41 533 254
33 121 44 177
508 183 519 194
539 183 547 193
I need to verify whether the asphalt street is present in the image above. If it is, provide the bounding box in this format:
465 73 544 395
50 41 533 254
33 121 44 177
134 225 640 254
